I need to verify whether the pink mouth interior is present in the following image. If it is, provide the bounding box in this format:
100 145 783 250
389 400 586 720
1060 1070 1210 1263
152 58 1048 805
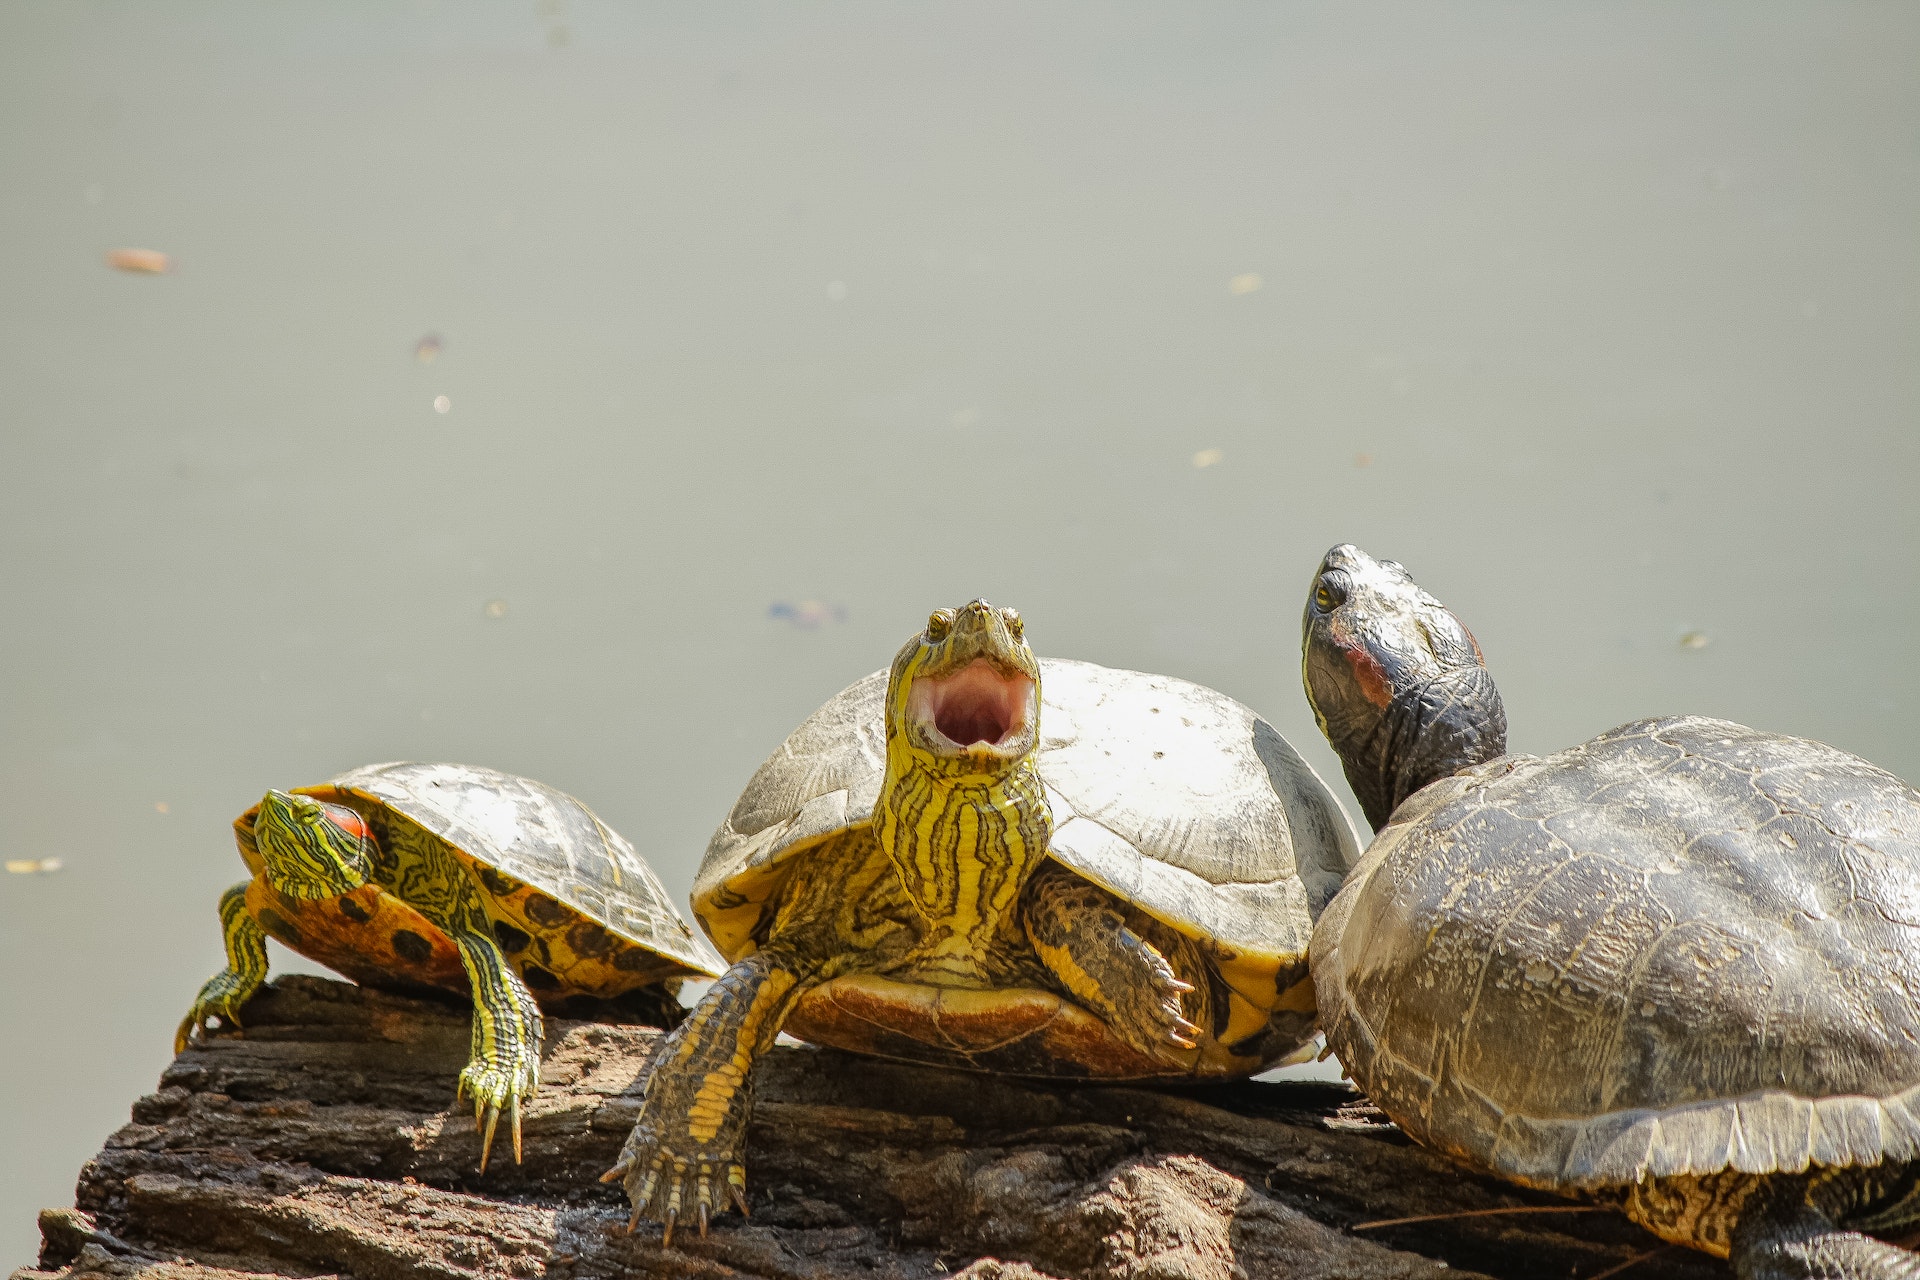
920 661 1032 747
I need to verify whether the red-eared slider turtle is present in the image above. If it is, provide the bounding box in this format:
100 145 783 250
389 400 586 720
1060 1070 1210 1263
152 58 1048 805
1304 545 1920 1278
607 599 1360 1241
177 762 724 1169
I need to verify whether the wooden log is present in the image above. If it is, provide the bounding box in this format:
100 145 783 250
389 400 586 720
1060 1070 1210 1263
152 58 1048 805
17 977 1718 1280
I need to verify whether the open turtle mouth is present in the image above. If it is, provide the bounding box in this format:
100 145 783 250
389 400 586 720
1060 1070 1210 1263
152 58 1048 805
910 660 1036 753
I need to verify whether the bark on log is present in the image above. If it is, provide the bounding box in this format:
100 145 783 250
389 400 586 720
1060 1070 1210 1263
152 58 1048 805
18 976 1720 1280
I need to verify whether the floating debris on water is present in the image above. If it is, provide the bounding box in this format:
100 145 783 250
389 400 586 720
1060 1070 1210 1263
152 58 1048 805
483 599 509 619
1228 273 1263 296
433 395 451 414
6 858 63 875
1354 452 1374 468
415 334 443 363
1192 448 1224 469
106 248 170 274
770 600 848 629
155 801 171 814
1679 631 1712 650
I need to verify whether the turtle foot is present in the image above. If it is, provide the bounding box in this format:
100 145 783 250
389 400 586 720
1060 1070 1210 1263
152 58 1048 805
457 1054 538 1173
603 1123 749 1247
174 969 263 1054
1108 942 1204 1064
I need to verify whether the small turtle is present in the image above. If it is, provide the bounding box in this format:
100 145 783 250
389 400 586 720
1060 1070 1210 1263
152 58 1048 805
607 599 1360 1241
1304 545 1920 1278
177 762 723 1169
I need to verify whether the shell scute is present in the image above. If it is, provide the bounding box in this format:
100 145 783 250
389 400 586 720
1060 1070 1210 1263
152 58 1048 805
695 659 1359 974
1317 715 1920 1191
317 762 723 981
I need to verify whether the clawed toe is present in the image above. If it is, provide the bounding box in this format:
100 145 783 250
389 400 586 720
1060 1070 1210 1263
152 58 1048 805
612 1144 750 1245
458 1064 535 1173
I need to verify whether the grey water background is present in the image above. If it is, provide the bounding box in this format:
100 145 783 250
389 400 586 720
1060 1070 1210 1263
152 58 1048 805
2 1 1916 1262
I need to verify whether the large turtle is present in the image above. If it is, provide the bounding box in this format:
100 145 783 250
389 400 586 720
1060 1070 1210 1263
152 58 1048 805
606 598 1360 1240
1303 544 1920 1278
177 762 724 1169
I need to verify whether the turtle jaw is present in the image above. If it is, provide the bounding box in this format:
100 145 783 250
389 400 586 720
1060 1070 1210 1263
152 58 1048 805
889 599 1043 771
908 661 1039 763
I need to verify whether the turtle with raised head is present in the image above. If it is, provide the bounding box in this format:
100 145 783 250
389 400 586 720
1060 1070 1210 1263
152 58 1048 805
607 598 1360 1241
177 762 724 1169
1304 544 1920 1278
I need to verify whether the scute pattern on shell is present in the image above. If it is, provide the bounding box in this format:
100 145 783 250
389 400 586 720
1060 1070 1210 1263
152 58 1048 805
1313 715 1920 1193
695 658 1360 967
330 762 722 977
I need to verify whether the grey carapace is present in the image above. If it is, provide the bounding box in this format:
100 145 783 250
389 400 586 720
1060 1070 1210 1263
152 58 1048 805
1304 543 1920 1279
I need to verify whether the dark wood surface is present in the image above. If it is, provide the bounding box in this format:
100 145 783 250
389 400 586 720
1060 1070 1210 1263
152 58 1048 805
17 976 1720 1280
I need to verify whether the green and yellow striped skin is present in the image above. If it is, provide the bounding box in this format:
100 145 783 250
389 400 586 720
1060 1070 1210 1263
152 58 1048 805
611 601 1211 1243
178 777 709 1173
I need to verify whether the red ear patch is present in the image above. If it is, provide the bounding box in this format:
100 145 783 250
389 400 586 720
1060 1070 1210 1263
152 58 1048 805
319 803 372 843
1333 628 1395 709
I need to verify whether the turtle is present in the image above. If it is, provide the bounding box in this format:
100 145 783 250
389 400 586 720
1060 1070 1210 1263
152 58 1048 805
176 761 724 1170
1302 543 1920 1278
604 598 1361 1241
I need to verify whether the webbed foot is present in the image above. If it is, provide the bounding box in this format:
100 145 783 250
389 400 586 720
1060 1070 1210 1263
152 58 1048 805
1107 934 1204 1062
457 1051 539 1173
601 1099 750 1247
604 949 803 1244
1023 865 1206 1065
174 967 264 1053
176 884 269 1054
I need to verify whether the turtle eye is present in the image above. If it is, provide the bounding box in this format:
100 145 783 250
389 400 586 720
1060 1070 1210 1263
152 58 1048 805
927 608 956 639
1000 607 1023 638
1315 577 1348 612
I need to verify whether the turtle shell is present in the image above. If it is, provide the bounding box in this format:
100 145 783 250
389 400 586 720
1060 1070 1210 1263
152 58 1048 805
696 658 1361 1060
1313 715 1920 1195
239 763 722 996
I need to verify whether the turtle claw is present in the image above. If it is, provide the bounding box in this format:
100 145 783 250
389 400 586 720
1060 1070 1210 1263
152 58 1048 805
479 1104 502 1174
456 1055 537 1174
176 969 262 1054
612 1126 749 1244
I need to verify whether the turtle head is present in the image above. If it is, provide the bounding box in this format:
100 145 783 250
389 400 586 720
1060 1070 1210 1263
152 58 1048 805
254 790 376 899
886 599 1041 778
1302 545 1506 830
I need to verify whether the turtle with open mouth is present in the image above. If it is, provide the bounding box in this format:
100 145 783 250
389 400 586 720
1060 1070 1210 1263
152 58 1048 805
607 598 1360 1241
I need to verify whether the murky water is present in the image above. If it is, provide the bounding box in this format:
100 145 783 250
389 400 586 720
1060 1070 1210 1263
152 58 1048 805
3 3 1916 1264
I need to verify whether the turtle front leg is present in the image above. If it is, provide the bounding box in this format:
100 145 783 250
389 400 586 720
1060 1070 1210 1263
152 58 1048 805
449 929 544 1173
603 947 813 1244
176 882 269 1052
1022 864 1203 1063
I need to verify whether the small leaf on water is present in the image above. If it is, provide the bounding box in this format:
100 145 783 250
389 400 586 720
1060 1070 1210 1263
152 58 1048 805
106 249 170 274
